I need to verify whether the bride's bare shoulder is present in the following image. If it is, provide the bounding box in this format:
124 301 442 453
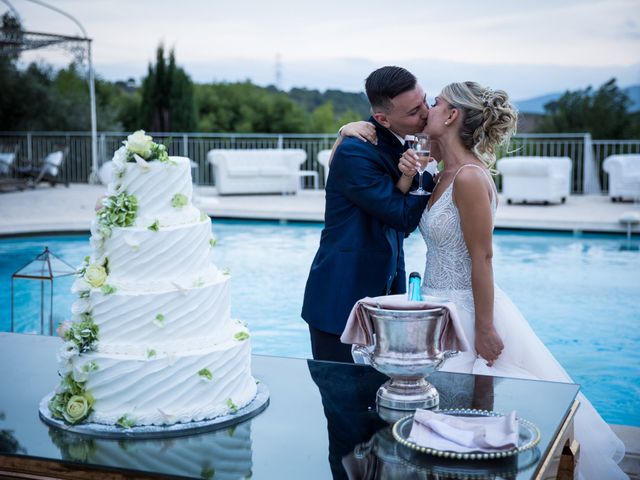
452 166 493 204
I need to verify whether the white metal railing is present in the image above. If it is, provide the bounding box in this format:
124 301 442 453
1 131 638 192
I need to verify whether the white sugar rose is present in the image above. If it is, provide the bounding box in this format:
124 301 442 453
63 395 90 424
125 130 153 159
71 277 90 294
84 264 107 288
72 364 89 383
111 146 128 174
58 341 79 362
71 298 91 315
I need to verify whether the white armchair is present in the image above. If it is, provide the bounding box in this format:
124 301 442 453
317 149 332 185
602 154 640 202
207 149 308 195
496 156 572 204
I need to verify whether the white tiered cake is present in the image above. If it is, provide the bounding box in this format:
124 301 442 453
48 131 257 427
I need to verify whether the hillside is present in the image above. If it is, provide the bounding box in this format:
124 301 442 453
515 85 640 114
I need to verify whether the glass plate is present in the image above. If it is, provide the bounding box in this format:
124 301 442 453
392 408 541 460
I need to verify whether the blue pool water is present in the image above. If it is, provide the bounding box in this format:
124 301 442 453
1 221 639 426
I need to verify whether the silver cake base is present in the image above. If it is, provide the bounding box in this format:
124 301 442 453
39 382 269 439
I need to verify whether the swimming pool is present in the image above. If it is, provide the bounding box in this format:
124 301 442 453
1 221 638 427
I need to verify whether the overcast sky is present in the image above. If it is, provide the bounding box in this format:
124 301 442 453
7 0 640 100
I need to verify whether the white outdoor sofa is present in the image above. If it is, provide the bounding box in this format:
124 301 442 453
496 156 572 204
207 149 313 195
602 154 640 202
317 149 332 185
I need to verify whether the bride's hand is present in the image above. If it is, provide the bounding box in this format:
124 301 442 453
475 325 504 367
339 121 377 144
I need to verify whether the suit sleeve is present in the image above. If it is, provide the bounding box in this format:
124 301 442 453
331 140 428 233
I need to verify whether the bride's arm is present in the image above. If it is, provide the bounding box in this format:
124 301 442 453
328 121 377 166
454 168 504 366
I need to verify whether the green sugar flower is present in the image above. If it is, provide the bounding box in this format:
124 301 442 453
97 192 138 229
64 315 99 353
201 467 216 480
100 284 117 295
154 313 166 328
116 414 136 429
198 368 213 381
226 398 238 413
234 332 250 341
63 395 90 424
171 193 188 208
148 220 160 232
82 361 99 373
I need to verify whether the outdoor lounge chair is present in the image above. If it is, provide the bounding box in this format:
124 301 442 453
0 145 30 192
602 154 640 202
16 147 69 188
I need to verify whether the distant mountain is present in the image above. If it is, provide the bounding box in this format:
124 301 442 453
515 85 640 114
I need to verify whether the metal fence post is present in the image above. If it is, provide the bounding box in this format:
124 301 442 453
582 133 601 195
27 132 32 163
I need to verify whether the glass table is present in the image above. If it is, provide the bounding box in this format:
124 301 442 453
0 333 579 479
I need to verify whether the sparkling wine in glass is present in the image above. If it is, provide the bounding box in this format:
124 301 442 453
409 134 432 196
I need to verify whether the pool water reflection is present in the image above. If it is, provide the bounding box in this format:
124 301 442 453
0 220 638 426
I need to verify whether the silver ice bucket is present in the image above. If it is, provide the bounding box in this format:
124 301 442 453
354 304 457 412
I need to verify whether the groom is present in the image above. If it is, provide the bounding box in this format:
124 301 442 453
302 66 435 362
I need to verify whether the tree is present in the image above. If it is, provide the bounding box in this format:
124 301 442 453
138 45 197 132
536 78 633 139
195 81 308 133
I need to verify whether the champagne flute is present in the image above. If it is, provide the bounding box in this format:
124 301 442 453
409 134 432 196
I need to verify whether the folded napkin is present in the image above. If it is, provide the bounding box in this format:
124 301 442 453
408 409 519 453
340 294 470 353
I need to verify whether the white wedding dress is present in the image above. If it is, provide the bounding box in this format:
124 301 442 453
418 164 626 479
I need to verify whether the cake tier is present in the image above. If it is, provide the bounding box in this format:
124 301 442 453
79 276 232 349
70 334 257 426
113 156 196 227
102 218 214 286
53 422 252 480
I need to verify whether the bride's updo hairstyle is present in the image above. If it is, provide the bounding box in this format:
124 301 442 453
440 81 518 168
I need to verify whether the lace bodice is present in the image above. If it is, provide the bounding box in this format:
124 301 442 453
419 165 496 294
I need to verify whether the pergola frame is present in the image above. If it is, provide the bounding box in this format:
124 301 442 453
0 0 99 183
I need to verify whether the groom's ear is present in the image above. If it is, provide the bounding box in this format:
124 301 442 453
373 112 391 129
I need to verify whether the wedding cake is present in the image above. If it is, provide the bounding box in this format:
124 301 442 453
48 131 258 427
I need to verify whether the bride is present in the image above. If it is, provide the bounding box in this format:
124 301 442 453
339 81 626 479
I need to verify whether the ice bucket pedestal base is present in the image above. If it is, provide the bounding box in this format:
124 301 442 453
376 377 439 411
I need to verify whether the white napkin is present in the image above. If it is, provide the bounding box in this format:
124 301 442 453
408 409 519 453
340 294 470 353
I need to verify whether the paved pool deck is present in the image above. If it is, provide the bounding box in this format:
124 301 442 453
0 184 638 477
1 183 640 236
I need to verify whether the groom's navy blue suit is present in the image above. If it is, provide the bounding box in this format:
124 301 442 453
302 118 434 346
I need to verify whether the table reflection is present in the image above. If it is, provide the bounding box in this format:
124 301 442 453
308 360 543 480
45 420 253 480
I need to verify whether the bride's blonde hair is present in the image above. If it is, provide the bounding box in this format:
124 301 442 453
440 81 518 169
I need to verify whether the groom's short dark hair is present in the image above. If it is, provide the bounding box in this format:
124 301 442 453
365 66 417 113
